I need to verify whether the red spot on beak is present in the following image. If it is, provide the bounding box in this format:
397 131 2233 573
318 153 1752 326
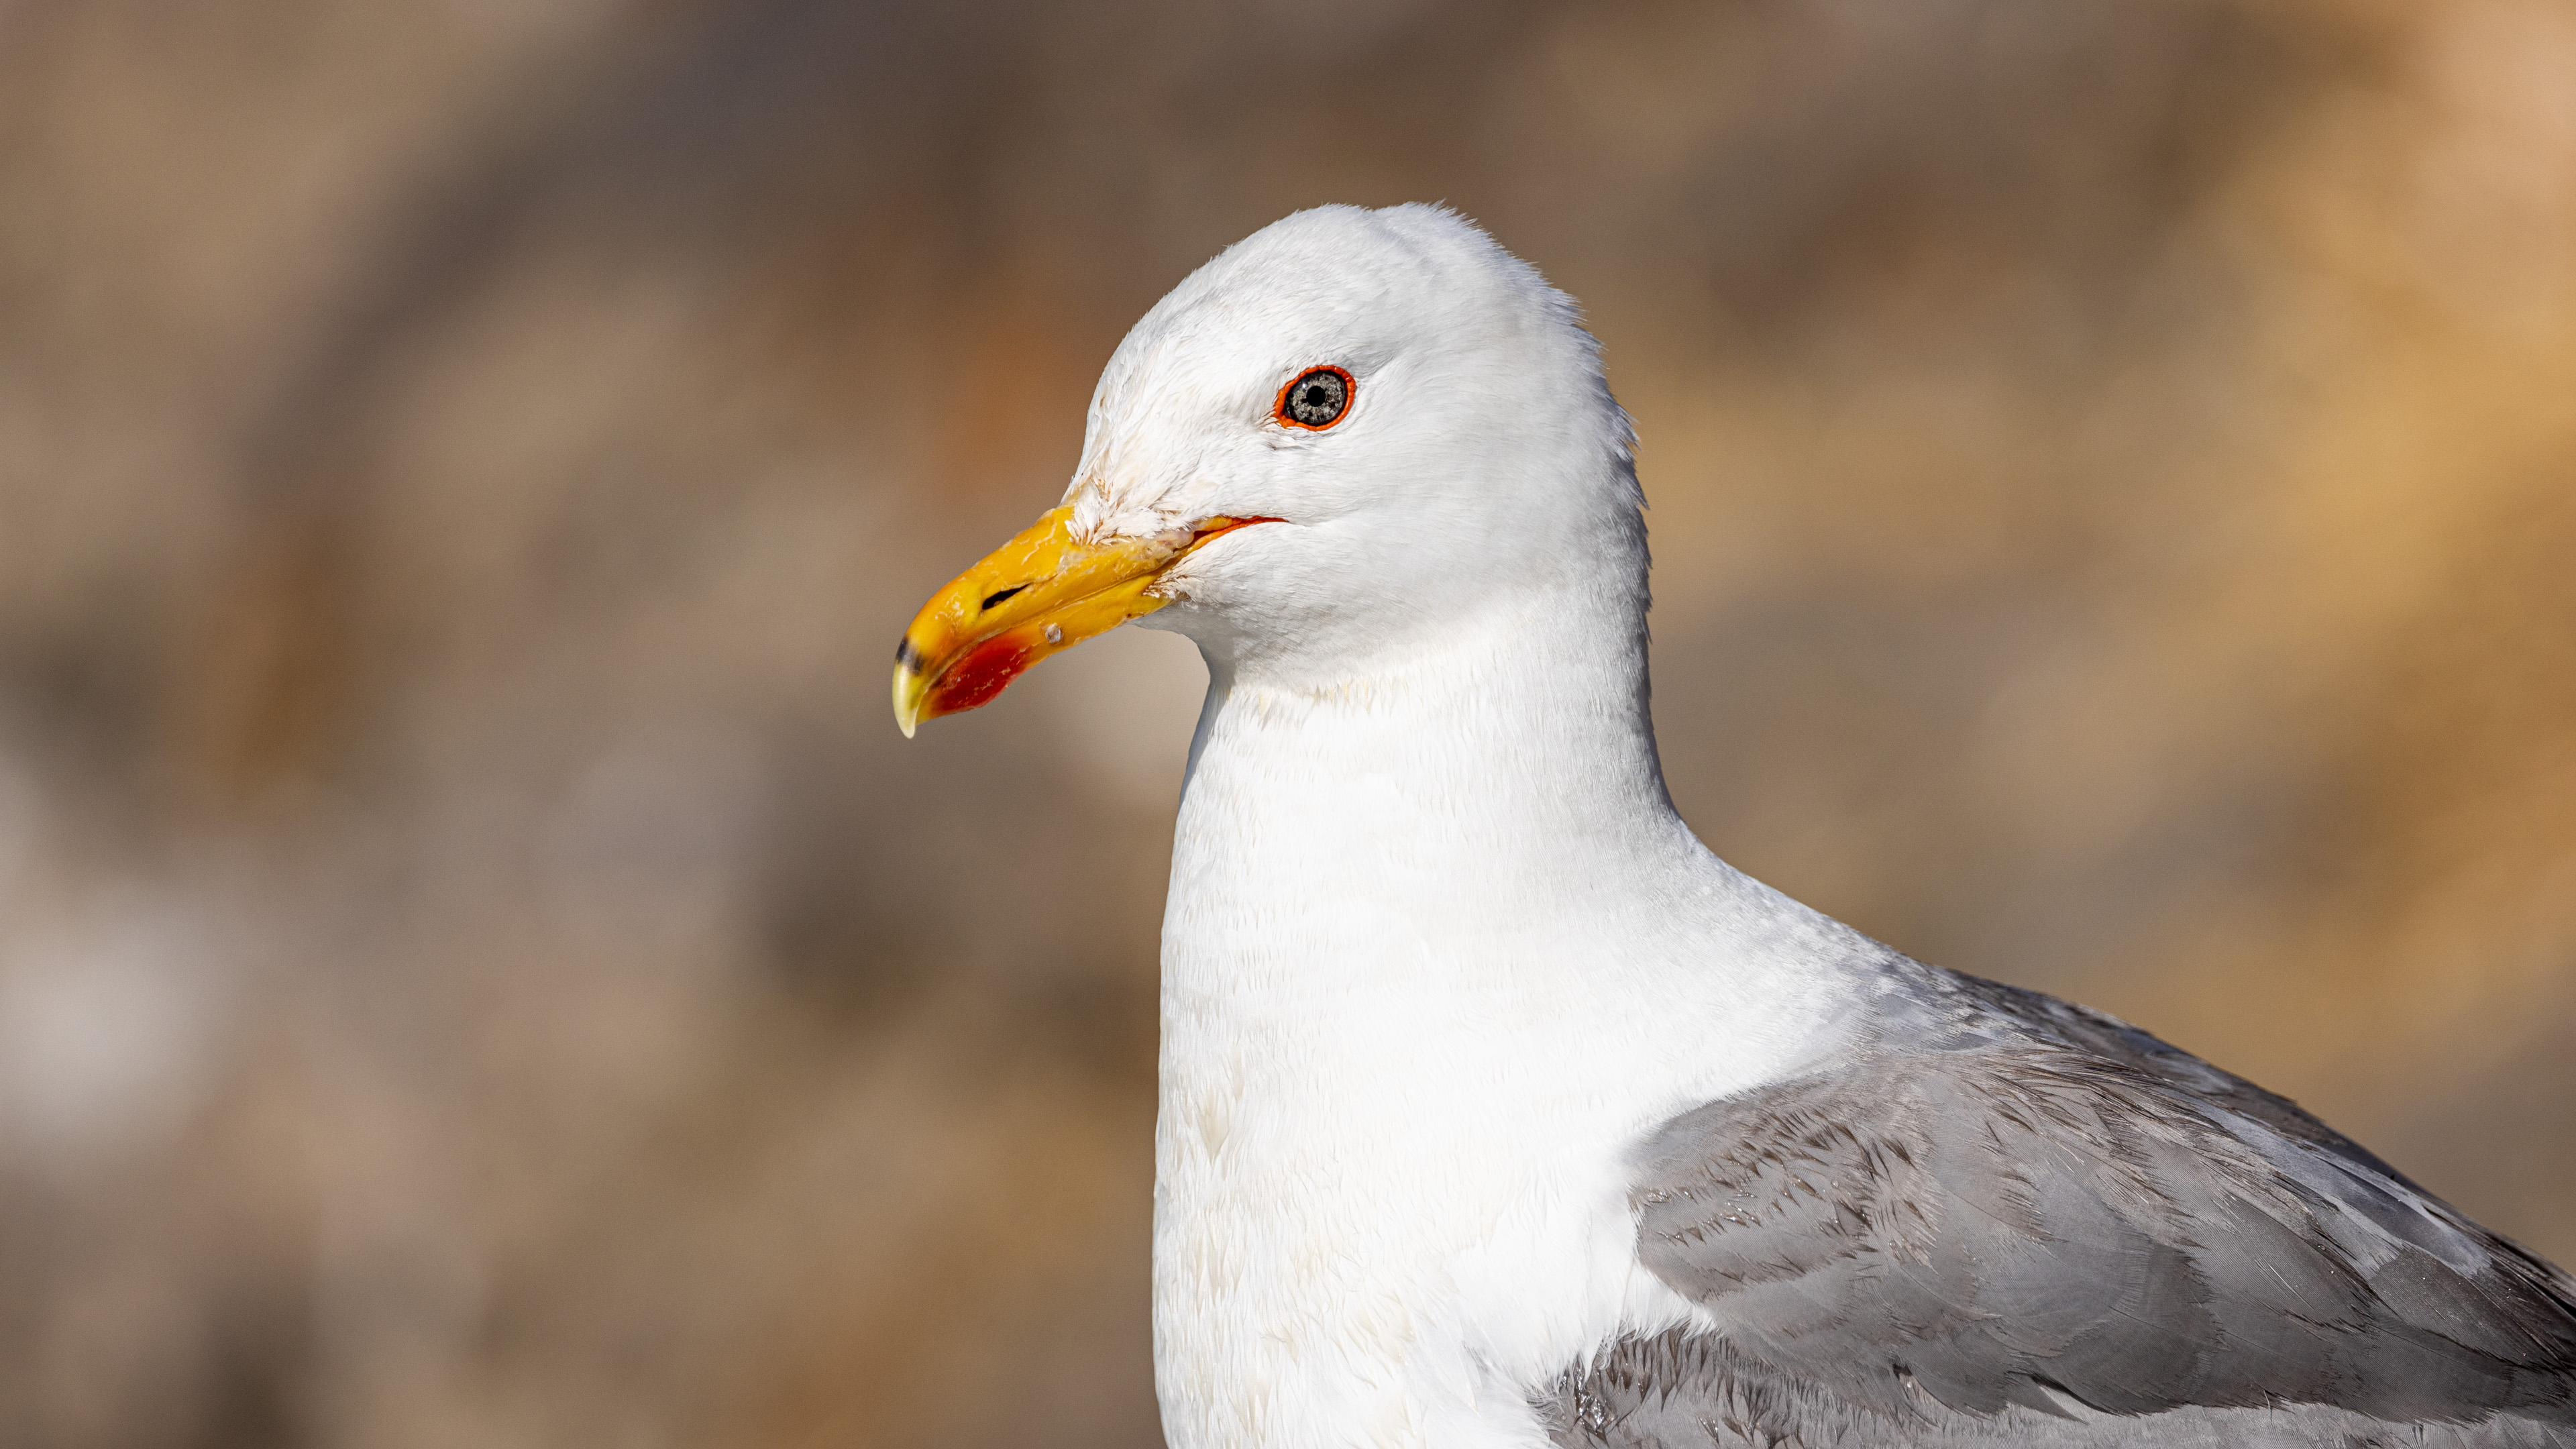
928 634 1039 717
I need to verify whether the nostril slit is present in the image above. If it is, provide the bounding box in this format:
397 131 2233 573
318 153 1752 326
981 584 1028 611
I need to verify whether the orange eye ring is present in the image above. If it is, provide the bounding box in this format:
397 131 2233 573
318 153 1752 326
1274 366 1354 431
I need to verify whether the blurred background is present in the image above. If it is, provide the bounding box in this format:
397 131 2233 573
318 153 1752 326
3 0 2573 1444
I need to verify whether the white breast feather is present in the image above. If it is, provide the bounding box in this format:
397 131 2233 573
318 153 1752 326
1150 615 1866 1449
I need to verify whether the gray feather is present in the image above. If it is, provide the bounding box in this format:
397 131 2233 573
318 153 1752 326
1537 962 2576 1446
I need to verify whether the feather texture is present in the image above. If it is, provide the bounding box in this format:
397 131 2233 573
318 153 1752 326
1540 964 2576 1446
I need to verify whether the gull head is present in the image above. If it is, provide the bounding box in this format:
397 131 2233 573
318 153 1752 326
893 203 1642 736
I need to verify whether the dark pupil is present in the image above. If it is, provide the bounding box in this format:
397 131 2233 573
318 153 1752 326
1290 371 1343 423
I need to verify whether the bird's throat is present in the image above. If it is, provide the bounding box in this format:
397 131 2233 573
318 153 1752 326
1162 591 1689 1006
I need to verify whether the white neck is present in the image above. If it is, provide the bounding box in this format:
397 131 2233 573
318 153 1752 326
1148 582 1874 1449
1178 578 1684 920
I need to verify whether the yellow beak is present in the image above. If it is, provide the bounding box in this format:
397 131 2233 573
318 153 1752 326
892 506 1273 736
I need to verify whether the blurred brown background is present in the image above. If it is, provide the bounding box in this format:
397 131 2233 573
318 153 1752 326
2 0 2573 1444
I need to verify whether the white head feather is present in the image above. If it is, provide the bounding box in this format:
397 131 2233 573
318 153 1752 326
1067 204 1648 691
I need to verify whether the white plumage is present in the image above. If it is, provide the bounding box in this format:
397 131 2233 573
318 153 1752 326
896 203 2576 1449
1099 205 1862 1447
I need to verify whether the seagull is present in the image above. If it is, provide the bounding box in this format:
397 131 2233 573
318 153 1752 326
891 204 2576 1449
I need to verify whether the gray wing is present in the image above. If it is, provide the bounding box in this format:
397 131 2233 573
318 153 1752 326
1543 965 2576 1447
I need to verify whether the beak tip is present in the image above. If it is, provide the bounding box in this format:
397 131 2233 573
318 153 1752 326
892 661 924 739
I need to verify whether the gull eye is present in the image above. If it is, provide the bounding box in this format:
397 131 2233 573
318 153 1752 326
1276 366 1352 430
